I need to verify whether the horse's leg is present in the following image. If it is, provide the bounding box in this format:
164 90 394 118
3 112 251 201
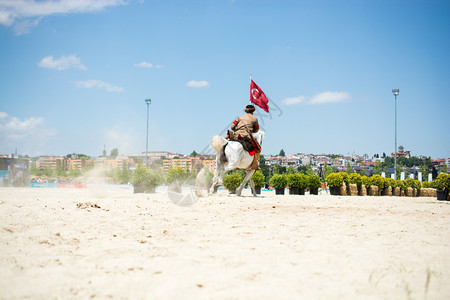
236 170 255 196
209 162 222 195
249 177 257 197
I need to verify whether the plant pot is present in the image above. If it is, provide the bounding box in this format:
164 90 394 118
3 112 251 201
369 186 379 196
330 186 340 196
254 186 262 194
169 184 182 193
437 190 448 201
358 186 363 196
298 188 306 195
310 188 319 195
134 185 145 194
289 187 299 195
275 188 285 195
228 188 237 194
145 186 156 193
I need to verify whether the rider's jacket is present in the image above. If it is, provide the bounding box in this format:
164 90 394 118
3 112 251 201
231 113 259 140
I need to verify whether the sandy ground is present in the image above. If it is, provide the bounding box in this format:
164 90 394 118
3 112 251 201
1 187 450 299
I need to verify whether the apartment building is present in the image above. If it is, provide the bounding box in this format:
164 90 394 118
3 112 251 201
36 156 65 170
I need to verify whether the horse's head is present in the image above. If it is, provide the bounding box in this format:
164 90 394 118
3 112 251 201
253 130 265 145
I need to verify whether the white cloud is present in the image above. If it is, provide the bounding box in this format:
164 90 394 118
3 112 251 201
12 17 41 35
282 92 352 105
134 62 163 68
309 91 351 104
0 112 57 141
75 80 124 92
38 54 87 70
282 96 306 106
186 80 209 88
0 0 127 35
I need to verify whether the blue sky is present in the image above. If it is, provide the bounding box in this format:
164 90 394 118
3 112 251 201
0 0 449 158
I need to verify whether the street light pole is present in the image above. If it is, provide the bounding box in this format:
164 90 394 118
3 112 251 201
145 99 152 167
392 89 399 179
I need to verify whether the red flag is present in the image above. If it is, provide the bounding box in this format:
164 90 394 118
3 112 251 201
250 80 269 113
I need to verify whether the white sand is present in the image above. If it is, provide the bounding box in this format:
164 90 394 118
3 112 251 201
1 187 449 299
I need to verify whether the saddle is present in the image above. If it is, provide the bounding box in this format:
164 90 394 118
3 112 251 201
227 130 261 156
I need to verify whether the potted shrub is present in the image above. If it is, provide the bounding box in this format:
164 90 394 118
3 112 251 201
132 164 148 193
371 175 386 196
361 176 372 196
287 173 307 195
434 173 449 201
146 170 162 193
413 179 421 197
270 174 287 195
132 164 162 193
348 173 362 196
422 181 431 188
252 171 265 194
385 178 397 196
396 180 406 196
341 172 350 195
308 174 321 195
223 173 242 194
326 173 343 196
166 167 186 193
404 178 415 197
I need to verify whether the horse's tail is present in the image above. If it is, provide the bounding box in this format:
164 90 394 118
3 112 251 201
211 136 228 164
211 136 227 152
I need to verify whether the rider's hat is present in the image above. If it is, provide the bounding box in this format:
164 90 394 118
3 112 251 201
245 104 255 113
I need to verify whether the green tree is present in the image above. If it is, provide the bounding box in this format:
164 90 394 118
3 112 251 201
374 162 382 175
279 149 286 157
359 167 367 176
55 164 66 177
190 150 198 157
166 167 186 185
259 158 270 187
322 163 336 181
396 163 403 180
110 148 119 159
42 166 54 177
287 166 296 175
30 163 42 176
297 166 307 174
119 163 130 183
419 164 429 181
272 164 286 175
346 162 352 173
68 166 81 177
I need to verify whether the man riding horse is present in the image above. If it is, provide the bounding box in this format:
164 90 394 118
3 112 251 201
226 104 261 170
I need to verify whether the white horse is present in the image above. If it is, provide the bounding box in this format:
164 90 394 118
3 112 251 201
209 131 265 196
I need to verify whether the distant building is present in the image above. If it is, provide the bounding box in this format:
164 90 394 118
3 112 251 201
36 156 93 171
36 156 65 170
162 157 215 173
391 145 410 159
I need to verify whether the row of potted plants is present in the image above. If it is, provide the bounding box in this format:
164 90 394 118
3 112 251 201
268 173 321 195
325 172 450 200
132 165 189 193
222 172 322 195
223 171 266 194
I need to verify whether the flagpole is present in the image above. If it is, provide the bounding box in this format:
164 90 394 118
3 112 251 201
249 73 252 104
